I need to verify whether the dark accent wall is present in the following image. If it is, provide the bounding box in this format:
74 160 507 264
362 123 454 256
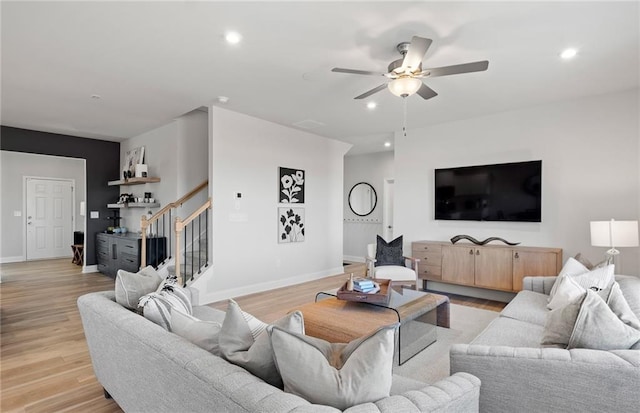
1 126 120 266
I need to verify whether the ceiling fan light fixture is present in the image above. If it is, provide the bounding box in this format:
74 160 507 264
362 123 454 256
388 77 422 97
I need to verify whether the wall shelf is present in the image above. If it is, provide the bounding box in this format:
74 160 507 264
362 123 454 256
108 177 160 186
108 203 160 209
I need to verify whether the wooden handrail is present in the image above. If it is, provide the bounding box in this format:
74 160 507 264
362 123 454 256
140 180 208 268
144 180 208 224
176 199 212 232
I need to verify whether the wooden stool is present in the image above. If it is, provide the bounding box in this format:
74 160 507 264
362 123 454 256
71 244 84 266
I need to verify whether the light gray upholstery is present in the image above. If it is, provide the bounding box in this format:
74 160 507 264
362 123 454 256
451 275 640 413
79 291 480 412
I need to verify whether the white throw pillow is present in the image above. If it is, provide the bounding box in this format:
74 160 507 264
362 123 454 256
268 324 397 410
547 274 585 310
171 308 222 355
548 257 589 302
547 264 614 310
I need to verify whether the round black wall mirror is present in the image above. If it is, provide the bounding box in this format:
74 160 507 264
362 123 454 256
348 182 377 216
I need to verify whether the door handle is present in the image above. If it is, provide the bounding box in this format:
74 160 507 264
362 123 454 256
476 250 480 255
27 222 32 225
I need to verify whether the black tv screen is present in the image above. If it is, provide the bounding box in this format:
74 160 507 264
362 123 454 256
435 160 542 222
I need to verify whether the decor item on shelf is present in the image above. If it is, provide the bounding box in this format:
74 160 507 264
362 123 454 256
123 146 145 177
450 235 520 246
278 207 305 243
135 163 148 178
590 219 639 264
279 167 305 203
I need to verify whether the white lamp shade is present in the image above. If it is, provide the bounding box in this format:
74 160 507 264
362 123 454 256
590 220 639 248
388 77 422 97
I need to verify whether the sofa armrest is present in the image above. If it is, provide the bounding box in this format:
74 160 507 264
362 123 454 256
344 372 480 413
450 344 640 413
521 276 557 295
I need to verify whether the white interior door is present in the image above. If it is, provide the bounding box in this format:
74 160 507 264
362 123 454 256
26 178 74 260
383 179 394 240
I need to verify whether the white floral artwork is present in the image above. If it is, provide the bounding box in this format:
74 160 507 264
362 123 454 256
123 146 145 177
279 167 305 203
279 207 305 243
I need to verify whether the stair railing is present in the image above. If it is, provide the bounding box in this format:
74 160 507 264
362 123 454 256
140 180 208 269
175 198 212 286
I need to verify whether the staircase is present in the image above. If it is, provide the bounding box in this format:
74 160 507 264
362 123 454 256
140 181 212 286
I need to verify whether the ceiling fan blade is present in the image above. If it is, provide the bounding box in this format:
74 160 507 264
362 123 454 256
416 83 438 100
401 36 432 71
331 68 384 76
354 84 388 99
425 60 489 77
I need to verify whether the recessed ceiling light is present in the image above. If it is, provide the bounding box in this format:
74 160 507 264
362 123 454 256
367 102 377 110
384 142 391 148
225 31 242 45
560 48 577 59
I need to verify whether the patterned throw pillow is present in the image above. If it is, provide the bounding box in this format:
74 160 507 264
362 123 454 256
138 276 192 331
375 235 404 267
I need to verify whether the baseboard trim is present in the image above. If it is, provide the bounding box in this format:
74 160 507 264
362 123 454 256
196 266 346 305
0 256 24 264
343 255 365 263
82 265 98 274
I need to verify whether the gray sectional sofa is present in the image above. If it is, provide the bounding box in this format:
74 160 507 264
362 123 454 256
450 274 640 413
78 290 480 413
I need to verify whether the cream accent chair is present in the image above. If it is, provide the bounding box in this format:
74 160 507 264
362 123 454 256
365 243 420 290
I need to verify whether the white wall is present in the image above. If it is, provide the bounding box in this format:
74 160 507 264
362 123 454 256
118 110 208 233
343 151 394 261
395 89 640 276
0 151 85 262
199 106 351 303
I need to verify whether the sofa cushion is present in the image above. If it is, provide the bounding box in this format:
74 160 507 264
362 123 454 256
115 266 164 310
171 308 222 355
470 317 545 348
219 299 304 388
569 289 640 350
500 290 549 326
375 235 404 267
268 324 396 410
541 293 584 347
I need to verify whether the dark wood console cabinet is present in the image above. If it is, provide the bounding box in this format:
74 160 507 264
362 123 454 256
96 233 167 278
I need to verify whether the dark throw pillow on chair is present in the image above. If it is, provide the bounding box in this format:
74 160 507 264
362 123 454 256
375 235 404 267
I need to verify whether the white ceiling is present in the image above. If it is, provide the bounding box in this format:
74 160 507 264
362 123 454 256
2 1 638 156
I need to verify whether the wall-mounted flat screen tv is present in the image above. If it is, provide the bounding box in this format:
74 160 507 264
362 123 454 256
435 160 542 222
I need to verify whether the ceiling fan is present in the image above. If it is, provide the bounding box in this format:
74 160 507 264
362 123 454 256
332 36 489 100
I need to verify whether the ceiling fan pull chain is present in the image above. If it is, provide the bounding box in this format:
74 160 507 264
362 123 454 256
403 96 408 137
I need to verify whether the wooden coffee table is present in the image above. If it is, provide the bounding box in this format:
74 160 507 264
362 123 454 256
293 286 450 365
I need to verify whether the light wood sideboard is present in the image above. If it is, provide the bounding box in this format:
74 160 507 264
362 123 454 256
411 240 562 292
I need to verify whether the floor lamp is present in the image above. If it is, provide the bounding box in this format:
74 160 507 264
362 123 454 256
590 219 639 265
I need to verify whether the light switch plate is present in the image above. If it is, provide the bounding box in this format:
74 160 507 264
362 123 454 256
90 211 99 219
13 210 22 217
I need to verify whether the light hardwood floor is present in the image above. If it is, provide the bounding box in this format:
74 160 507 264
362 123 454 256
1 259 505 412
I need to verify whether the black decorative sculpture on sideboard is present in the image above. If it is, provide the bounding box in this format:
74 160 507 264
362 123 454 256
450 235 520 246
